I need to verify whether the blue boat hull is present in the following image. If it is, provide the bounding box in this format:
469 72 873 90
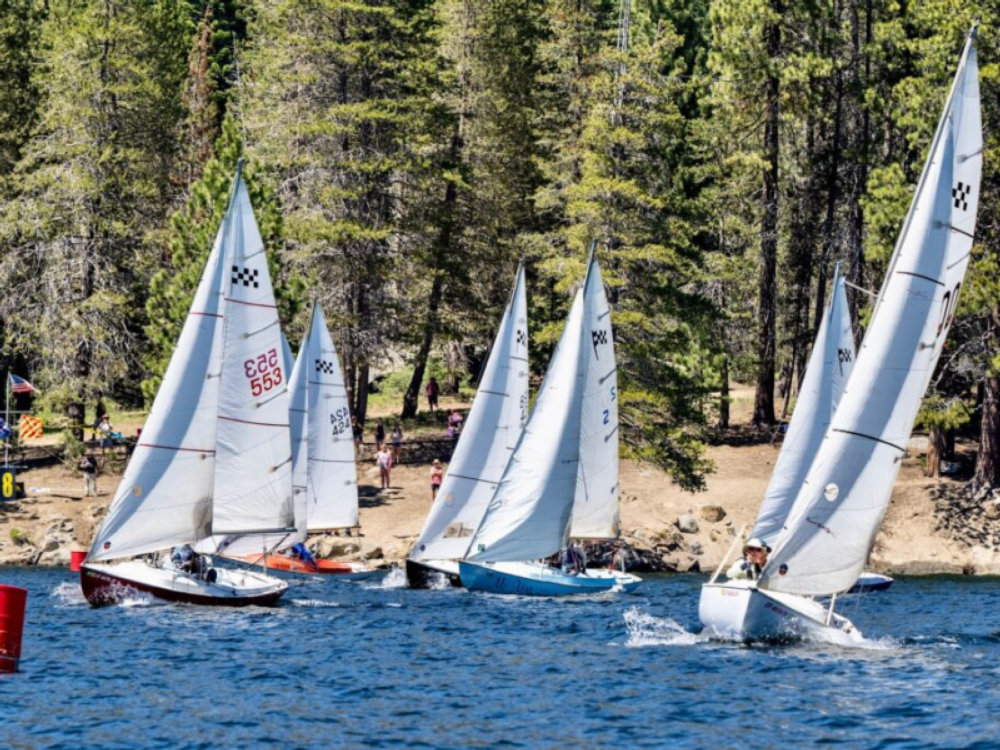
459 560 641 596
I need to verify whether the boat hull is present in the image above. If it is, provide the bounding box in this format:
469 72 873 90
405 558 462 589
459 560 641 596
80 561 288 608
848 572 894 593
231 554 377 582
698 580 856 642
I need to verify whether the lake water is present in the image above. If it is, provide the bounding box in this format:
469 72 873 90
2 568 999 749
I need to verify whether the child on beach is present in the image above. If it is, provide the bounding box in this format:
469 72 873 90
430 459 444 500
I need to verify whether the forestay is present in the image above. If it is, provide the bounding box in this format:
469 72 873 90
88 184 230 562
304 304 358 531
752 267 855 545
211 166 295 538
761 32 981 596
467 289 586 563
570 254 620 539
411 266 529 562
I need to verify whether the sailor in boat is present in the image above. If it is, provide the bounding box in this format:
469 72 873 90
170 545 217 582
726 538 771 581
287 542 319 572
560 542 587 575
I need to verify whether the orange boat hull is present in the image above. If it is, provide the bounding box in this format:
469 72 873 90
238 554 372 578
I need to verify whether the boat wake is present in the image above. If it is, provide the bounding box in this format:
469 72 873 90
50 582 88 607
290 599 342 608
369 566 408 590
623 608 708 647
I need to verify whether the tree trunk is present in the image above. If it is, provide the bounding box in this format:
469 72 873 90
355 363 370 426
753 1 781 427
402 274 444 419
719 356 730 430
925 424 944 478
975 308 1000 488
846 0 872 339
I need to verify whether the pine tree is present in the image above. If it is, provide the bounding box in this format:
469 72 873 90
0 0 189 414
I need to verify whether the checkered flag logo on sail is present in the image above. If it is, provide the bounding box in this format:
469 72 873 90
591 329 608 358
516 329 526 347
953 181 971 211
315 359 336 375
231 266 260 288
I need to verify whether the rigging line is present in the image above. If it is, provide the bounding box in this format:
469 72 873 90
843 279 877 299
896 270 945 287
946 224 975 240
832 428 906 453
599 367 617 385
603 424 620 443
255 389 285 408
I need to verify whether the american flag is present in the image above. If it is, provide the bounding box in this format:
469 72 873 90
9 374 37 394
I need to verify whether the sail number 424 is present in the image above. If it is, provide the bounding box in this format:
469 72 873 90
244 348 283 397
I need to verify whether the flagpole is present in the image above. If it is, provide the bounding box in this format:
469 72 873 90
4 373 10 468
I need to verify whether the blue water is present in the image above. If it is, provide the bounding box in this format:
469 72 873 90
2 568 1000 749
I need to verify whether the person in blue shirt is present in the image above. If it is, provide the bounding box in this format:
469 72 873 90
0 418 11 440
290 542 318 571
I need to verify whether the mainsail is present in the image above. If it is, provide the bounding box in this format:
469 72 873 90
761 31 981 596
211 165 295 538
411 266 529 562
570 252 620 539
752 268 855 545
288 336 309 541
303 304 358 531
468 252 609 563
88 183 230 562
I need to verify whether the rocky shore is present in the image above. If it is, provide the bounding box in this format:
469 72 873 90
3 441 1000 576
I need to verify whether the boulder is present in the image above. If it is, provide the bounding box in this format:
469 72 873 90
311 537 361 559
366 546 384 560
688 541 704 556
699 505 727 523
986 503 1000 521
676 514 699 534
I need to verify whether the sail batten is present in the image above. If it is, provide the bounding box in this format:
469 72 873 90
761 33 981 596
412 266 529 562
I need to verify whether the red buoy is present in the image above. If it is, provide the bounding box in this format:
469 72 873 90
0 585 27 674
70 550 87 573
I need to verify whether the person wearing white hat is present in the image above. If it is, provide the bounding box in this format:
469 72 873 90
726 538 772 581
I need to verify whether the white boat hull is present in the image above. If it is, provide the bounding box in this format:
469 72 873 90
460 560 641 596
699 580 856 642
81 560 288 607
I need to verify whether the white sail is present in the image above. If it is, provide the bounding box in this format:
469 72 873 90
751 268 855 545
411 266 529 562
762 33 981 596
305 304 358 531
570 254 620 539
288 337 309 541
88 189 230 562
211 168 295 538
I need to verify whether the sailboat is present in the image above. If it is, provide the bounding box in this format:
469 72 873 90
700 29 981 640
406 266 529 588
459 249 641 596
232 304 375 581
81 161 292 607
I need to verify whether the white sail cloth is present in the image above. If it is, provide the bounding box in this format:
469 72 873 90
468 251 611 563
411 266 529 562
288 337 309 540
570 257 620 539
761 34 981 596
88 197 229 562
751 269 855 545
211 173 295 537
304 304 358 530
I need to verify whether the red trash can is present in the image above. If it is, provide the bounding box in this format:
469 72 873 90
0 585 27 673
70 550 87 572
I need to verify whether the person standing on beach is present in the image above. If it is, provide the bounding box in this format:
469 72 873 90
430 458 444 500
390 424 403 463
80 451 98 497
374 419 386 450
425 377 440 412
376 444 393 489
352 415 364 456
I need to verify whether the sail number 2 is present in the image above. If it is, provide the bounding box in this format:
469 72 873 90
244 348 283 397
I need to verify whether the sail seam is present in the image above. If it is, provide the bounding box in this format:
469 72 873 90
218 415 290 428
138 443 216 454
832 428 906 453
224 297 278 309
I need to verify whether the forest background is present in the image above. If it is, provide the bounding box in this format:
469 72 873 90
1 0 998 495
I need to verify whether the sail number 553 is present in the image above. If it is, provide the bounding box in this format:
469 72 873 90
244 348 283 397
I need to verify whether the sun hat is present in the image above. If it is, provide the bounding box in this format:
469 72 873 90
743 537 772 554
